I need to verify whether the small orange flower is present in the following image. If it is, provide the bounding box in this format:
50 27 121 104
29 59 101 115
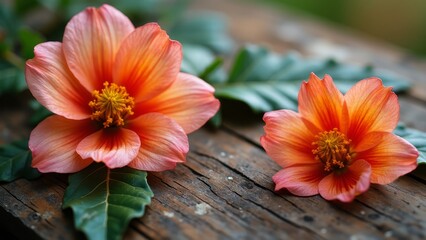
260 73 418 202
26 5 219 173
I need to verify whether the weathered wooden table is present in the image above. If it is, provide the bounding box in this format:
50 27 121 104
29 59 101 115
1 0 425 239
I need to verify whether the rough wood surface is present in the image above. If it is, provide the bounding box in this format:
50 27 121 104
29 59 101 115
1 0 425 239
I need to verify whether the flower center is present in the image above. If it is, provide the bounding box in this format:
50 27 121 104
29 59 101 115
89 81 135 128
312 128 353 172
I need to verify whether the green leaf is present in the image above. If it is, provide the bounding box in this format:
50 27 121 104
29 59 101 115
0 140 40 182
63 163 154 240
168 12 234 53
18 28 45 59
0 60 27 96
181 44 226 84
0 4 20 46
394 124 426 165
61 0 160 20
14 0 40 15
214 45 411 113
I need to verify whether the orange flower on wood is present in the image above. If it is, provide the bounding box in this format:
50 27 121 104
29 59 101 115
261 73 418 202
26 5 219 173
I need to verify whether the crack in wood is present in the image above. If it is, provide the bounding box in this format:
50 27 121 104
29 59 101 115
354 199 425 239
355 200 401 223
129 224 155 240
150 175 178 191
221 125 264 151
195 178 314 239
191 150 306 213
244 197 326 240
337 201 396 233
144 176 238 238
170 174 264 233
197 177 245 213
44 219 56 230
181 163 210 179
152 191 234 239
131 218 163 239
409 173 426 185
1 186 38 213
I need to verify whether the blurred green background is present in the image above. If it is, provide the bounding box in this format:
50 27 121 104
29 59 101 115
263 0 426 56
2 0 426 59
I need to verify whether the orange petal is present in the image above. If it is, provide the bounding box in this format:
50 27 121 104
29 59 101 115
298 73 344 130
26 42 92 119
126 113 189 171
29 115 96 173
355 132 418 184
134 72 220 133
113 23 182 102
63 4 134 91
318 160 371 202
344 78 399 143
273 163 324 196
76 128 141 168
261 110 319 168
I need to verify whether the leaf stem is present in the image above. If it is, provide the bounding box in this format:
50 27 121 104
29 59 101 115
199 57 223 82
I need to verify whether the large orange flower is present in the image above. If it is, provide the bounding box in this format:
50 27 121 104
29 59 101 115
260 73 418 202
26 5 219 173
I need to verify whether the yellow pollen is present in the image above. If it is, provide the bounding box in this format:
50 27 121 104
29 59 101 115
89 82 134 128
312 128 353 172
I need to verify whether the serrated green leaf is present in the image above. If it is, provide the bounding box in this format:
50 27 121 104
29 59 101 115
168 12 234 53
0 140 40 182
214 45 411 114
394 124 426 165
63 163 153 240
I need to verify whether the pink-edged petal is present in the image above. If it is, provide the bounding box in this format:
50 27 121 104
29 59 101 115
298 73 344 131
76 128 141 169
126 113 189 171
134 72 220 133
26 42 92 119
63 4 134 91
261 110 319 168
273 163 324 196
113 23 182 102
355 132 418 185
29 115 97 173
319 160 371 202
344 78 399 143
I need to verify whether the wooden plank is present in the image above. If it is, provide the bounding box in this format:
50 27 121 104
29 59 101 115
135 163 313 239
2 128 424 239
188 129 426 239
0 175 80 240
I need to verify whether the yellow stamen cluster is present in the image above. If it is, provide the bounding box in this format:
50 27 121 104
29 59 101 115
89 82 134 128
312 128 353 172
